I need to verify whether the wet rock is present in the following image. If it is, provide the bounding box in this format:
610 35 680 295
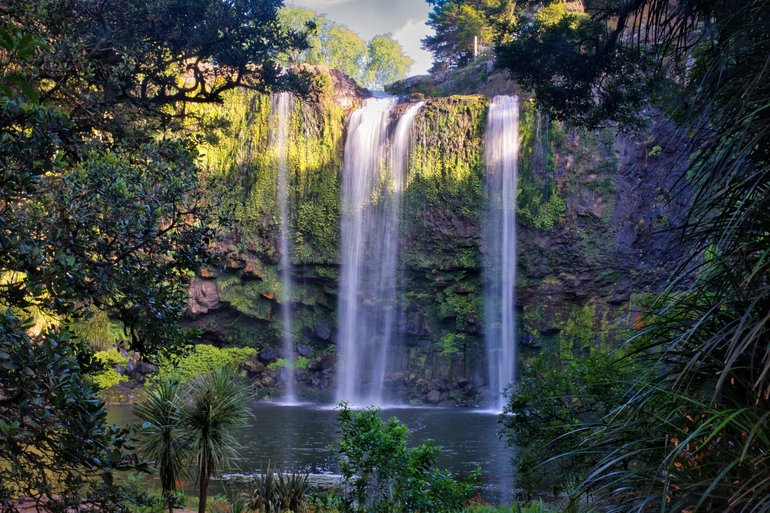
226 259 244 270
314 320 333 341
244 359 266 374
258 348 279 363
125 360 157 384
386 74 432 95
187 277 220 315
406 312 421 336
426 390 441 403
136 361 157 376
520 332 542 349
296 343 311 357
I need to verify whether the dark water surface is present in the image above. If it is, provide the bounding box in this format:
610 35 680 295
108 402 515 502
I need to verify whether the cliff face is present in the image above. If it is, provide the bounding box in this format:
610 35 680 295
186 70 687 405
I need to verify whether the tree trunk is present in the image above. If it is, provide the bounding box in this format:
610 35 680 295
198 457 211 513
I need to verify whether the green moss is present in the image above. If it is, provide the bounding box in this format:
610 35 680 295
518 183 566 230
217 273 279 319
516 103 567 230
267 355 310 370
194 80 348 267
521 303 547 335
438 332 466 355
437 287 481 331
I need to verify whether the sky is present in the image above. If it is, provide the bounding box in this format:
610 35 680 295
288 0 434 76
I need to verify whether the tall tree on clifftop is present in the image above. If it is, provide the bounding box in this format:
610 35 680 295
422 0 513 71
279 7 413 88
364 35 414 89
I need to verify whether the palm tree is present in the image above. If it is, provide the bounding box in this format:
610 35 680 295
134 378 185 513
180 365 252 513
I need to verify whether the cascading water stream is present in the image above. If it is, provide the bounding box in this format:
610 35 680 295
272 92 297 403
335 99 423 406
371 101 425 405
336 97 395 406
483 95 519 411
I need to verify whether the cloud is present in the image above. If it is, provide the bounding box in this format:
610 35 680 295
392 18 434 76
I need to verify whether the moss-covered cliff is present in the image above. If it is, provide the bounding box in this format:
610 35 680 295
186 71 686 404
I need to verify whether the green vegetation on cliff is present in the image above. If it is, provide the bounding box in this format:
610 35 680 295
196 78 348 265
191 85 640 408
405 96 487 270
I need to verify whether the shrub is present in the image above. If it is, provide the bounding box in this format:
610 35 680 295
249 461 309 513
90 349 129 389
153 344 256 385
335 403 478 513
267 356 309 371
94 348 128 366
500 348 640 495
92 368 127 390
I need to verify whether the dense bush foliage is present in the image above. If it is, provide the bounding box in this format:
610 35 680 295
335 404 478 513
153 345 257 385
0 311 136 510
502 349 641 495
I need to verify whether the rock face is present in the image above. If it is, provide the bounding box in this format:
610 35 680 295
188 277 221 315
516 111 689 341
186 77 688 405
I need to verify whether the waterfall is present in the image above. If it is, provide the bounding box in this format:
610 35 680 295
272 92 297 403
483 95 519 411
335 99 423 406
